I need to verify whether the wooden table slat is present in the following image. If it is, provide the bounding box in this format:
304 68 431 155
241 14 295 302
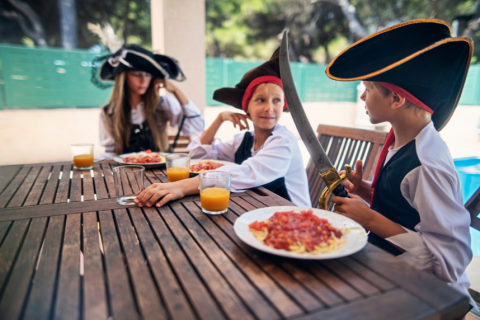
83 212 109 320
55 165 72 204
0 221 11 246
6 166 42 208
39 165 62 205
101 163 116 198
69 170 82 203
0 166 22 196
351 245 471 314
297 289 434 320
53 213 81 320
0 219 30 290
83 170 96 201
145 206 225 320
337 256 396 292
180 202 292 319
0 217 47 320
321 259 381 296
162 203 254 320
129 207 195 320
23 215 65 320
24 166 52 207
0 166 32 208
114 209 167 320
98 210 140 320
302 262 363 301
93 164 109 200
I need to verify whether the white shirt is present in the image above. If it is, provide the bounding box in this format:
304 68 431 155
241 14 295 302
99 95 204 156
383 122 477 310
187 124 312 207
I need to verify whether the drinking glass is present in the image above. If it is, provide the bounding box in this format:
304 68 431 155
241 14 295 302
199 171 232 214
112 166 145 205
71 143 94 170
166 153 190 182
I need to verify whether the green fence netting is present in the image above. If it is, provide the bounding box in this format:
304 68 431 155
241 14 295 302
1 45 479 109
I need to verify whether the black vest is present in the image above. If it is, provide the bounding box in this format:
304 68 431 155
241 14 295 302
369 140 422 255
123 121 158 154
234 132 291 201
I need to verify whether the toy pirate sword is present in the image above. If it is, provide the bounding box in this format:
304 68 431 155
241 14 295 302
279 30 351 209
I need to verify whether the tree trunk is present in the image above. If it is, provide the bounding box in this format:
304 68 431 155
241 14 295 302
123 0 132 43
314 0 368 39
324 43 331 64
58 0 78 49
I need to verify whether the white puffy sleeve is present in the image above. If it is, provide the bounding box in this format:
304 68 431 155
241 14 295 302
187 134 243 162
161 94 205 136
215 134 293 192
98 110 118 159
386 165 472 283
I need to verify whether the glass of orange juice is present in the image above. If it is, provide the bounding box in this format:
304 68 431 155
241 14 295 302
199 172 232 215
71 143 94 170
166 154 190 182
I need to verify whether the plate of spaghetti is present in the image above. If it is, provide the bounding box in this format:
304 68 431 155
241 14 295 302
189 159 238 175
234 206 367 259
115 150 166 168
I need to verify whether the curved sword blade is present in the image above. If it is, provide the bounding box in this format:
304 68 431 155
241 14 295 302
279 30 334 174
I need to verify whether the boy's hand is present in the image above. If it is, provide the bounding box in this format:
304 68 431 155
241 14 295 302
220 111 250 131
341 160 364 194
332 193 374 229
135 182 185 208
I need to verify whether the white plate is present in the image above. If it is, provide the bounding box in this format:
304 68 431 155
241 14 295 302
234 206 368 260
114 152 167 168
189 159 238 174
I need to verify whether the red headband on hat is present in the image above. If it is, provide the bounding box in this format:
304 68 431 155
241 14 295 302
241 76 288 111
378 82 434 114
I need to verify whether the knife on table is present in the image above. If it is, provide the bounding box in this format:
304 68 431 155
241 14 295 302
279 30 351 210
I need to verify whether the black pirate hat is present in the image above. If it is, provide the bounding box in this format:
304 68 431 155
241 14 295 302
326 19 473 130
213 48 288 111
91 45 186 89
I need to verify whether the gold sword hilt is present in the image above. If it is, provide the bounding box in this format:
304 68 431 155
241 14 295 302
319 164 352 210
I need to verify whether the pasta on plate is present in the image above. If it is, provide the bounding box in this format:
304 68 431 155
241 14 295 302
248 209 355 254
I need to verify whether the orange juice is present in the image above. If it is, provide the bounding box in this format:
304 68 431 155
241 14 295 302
200 187 230 211
73 154 94 168
167 167 190 182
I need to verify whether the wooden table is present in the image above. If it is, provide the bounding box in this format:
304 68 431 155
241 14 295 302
0 161 471 320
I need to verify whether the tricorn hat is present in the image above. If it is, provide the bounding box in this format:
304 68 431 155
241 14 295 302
213 48 288 111
91 44 186 89
326 19 473 130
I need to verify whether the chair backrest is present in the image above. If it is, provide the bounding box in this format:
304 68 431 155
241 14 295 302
306 124 388 209
168 135 191 153
466 187 480 231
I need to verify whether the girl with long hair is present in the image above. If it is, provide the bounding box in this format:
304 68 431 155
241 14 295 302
93 45 204 156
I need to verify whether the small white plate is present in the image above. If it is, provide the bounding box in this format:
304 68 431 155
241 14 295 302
189 159 238 175
234 206 368 260
114 152 167 168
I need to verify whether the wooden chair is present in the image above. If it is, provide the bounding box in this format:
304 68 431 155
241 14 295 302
466 186 480 232
306 124 388 209
168 135 191 153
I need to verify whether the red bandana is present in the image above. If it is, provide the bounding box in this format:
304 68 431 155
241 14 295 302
241 75 288 111
370 83 434 206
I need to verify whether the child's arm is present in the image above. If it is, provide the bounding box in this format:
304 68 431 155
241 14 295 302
341 160 373 203
135 176 200 208
200 112 249 145
332 194 407 239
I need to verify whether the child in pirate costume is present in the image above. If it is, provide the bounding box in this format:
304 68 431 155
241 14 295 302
327 20 477 312
134 49 311 208
93 45 204 157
